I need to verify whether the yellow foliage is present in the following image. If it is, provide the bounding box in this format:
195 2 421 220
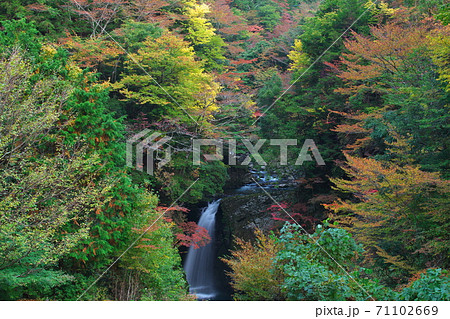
364 0 397 17
429 24 450 92
221 229 285 300
113 32 220 124
288 39 310 72
184 0 216 45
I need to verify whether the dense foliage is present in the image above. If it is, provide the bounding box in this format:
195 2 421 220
0 0 448 301
222 0 449 301
223 225 449 300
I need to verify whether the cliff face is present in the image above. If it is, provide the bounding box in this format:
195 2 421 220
216 180 330 253
214 180 329 297
217 189 295 250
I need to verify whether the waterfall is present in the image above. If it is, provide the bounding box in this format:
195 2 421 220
184 199 221 300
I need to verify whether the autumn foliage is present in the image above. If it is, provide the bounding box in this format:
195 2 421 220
221 229 284 300
1 0 449 302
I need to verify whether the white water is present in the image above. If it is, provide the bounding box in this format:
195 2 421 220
184 200 221 300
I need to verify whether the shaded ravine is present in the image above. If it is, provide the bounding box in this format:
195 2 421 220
184 199 224 300
183 169 299 300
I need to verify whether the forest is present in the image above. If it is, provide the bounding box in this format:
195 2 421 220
0 0 448 301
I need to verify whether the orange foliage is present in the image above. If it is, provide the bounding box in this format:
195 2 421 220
325 150 450 270
336 14 440 95
221 229 285 300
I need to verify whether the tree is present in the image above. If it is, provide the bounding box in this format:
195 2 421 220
325 150 449 277
333 12 449 174
276 223 376 301
122 0 172 25
113 33 219 126
398 269 450 301
0 1 86 37
206 0 247 37
69 0 124 37
181 0 226 70
0 20 193 301
223 223 395 301
257 4 281 32
221 229 285 300
429 24 450 92
0 49 110 300
287 39 310 74
259 0 382 181
111 194 189 301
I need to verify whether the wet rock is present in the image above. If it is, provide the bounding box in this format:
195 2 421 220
224 165 252 190
218 189 295 247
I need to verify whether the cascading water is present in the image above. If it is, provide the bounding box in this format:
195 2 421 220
184 199 221 300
